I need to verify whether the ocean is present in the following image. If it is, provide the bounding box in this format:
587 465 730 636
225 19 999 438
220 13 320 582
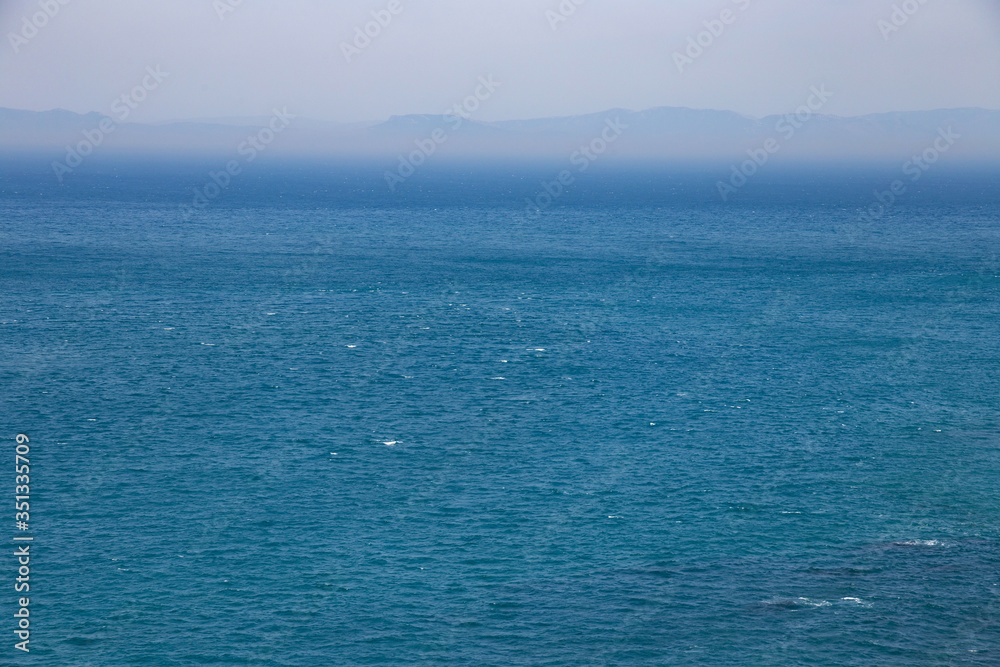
2 161 999 664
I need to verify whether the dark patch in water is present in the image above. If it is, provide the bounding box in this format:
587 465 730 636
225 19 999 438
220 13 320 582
806 566 880 577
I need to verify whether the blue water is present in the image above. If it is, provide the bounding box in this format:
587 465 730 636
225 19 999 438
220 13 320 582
2 166 999 665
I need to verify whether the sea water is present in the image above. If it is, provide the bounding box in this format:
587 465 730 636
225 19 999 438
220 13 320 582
1 164 998 664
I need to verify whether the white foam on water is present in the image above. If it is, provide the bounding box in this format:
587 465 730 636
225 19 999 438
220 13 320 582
895 539 944 547
761 597 832 610
795 598 831 608
841 597 869 605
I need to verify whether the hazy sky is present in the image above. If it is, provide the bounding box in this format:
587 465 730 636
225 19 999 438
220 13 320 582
2 0 999 123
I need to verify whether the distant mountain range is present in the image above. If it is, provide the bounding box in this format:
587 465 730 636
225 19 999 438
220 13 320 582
2 106 999 163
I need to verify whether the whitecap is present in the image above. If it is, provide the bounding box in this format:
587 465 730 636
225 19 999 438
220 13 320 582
760 597 832 610
893 539 944 547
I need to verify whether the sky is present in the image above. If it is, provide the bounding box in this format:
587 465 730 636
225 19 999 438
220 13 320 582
1 0 999 124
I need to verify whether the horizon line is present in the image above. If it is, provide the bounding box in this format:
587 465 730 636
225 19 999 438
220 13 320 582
3 104 999 128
